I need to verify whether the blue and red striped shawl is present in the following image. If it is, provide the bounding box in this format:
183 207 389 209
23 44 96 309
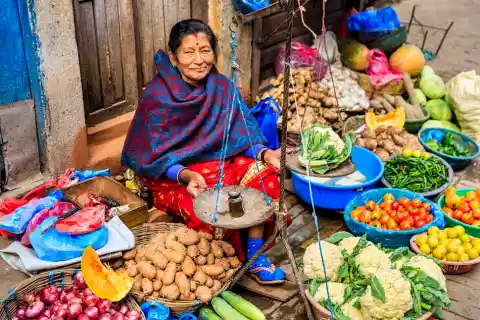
121 50 266 179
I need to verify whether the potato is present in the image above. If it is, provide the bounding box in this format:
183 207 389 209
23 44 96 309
165 232 177 243
215 271 226 280
135 245 148 262
137 262 156 279
195 286 213 303
363 128 376 139
133 274 142 291
211 280 222 294
187 245 198 258
206 253 215 265
205 276 214 288
122 248 137 261
210 241 224 258
175 227 200 245
182 256 196 277
217 240 236 257
151 233 166 247
198 232 213 241
111 259 124 269
198 238 210 256
175 272 190 296
364 139 378 150
202 264 225 277
142 278 154 296
162 248 185 264
165 239 187 254
124 259 136 268
196 255 207 265
217 259 230 271
227 257 240 268
193 269 207 285
162 262 177 286
161 284 180 301
220 269 235 283
156 268 164 280
151 291 160 298
153 279 163 291
146 251 168 269
190 280 197 292
127 264 138 277
180 292 196 301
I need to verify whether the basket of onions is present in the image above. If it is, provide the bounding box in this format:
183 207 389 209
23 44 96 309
0 269 144 320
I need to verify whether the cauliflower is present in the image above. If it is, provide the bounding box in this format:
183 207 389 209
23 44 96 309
341 298 364 320
303 241 343 281
339 237 374 254
406 255 447 290
359 269 412 320
355 245 392 277
387 252 411 270
313 282 346 305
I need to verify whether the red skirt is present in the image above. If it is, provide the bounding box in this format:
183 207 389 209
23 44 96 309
143 156 286 261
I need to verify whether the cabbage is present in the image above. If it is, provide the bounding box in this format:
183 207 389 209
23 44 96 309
424 99 452 121
421 65 435 78
444 93 453 107
415 88 427 106
421 120 460 132
420 74 446 99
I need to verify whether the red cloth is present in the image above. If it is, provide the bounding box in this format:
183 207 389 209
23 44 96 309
144 156 288 262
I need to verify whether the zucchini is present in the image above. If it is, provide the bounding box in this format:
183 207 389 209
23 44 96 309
220 291 266 320
211 297 250 320
199 307 223 320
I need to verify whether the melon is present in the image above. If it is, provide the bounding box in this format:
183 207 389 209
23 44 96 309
389 44 425 76
339 40 369 71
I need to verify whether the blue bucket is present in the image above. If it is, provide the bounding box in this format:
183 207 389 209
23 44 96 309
291 146 384 210
344 188 446 248
418 127 480 170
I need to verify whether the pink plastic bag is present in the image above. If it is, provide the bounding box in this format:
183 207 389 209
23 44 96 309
275 42 328 80
56 206 105 235
21 202 75 247
365 49 403 88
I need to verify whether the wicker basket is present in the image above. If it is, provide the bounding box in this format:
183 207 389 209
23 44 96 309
0 269 144 319
129 223 241 316
356 72 405 97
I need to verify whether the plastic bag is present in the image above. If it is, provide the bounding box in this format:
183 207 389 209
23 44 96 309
73 169 110 182
30 216 108 261
0 189 63 234
275 42 328 80
0 198 28 236
347 6 400 32
141 301 196 320
365 49 403 88
232 0 270 14
312 31 340 63
22 180 57 201
57 168 76 188
249 97 280 150
446 70 480 143
21 202 76 247
56 206 105 235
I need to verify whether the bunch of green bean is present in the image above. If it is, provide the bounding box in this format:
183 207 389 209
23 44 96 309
384 156 448 193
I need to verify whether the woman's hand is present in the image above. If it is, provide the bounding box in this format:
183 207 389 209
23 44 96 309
180 170 207 198
263 149 281 170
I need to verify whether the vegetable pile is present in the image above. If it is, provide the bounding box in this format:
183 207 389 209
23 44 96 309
415 225 480 261
113 227 240 303
304 233 450 320
299 125 355 174
12 272 141 320
425 132 472 157
442 187 480 226
350 193 434 230
199 291 266 320
384 155 449 193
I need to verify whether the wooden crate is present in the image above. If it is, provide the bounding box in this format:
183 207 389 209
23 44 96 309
62 176 148 228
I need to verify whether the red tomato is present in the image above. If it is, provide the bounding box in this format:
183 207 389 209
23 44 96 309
398 198 410 207
426 214 434 223
404 215 414 226
371 208 382 220
472 208 480 220
412 214 421 223
350 208 362 220
443 207 454 217
411 199 421 208
453 210 464 220
445 186 457 198
384 193 395 202
462 213 474 225
399 220 412 230
386 218 398 229
470 200 480 210
472 220 480 227
383 199 393 211
418 211 427 221
418 208 427 216
379 215 390 225
395 211 408 223
391 202 400 211
366 200 376 211
379 202 385 210
475 188 480 198
458 203 471 214
466 191 476 202
422 202 431 212
415 219 426 228
359 210 372 223
409 207 420 215
446 195 461 209
370 221 382 228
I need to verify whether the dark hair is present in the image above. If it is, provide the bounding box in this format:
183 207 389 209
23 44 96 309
168 19 217 56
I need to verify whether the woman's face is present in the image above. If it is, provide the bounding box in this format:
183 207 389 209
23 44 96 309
170 32 215 85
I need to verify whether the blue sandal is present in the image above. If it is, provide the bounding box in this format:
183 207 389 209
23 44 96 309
246 238 286 285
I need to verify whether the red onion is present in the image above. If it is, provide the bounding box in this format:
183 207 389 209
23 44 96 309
59 290 67 302
98 315 113 320
73 272 86 289
107 309 117 316
83 288 94 296
11 317 20 320
21 293 36 305
15 306 26 318
54 308 68 319
68 297 83 305
110 302 121 311
68 303 83 317
40 309 52 317
85 306 99 319
25 300 45 318
97 300 111 314
37 316 50 320
78 314 92 320
118 305 129 315
83 294 99 307
40 285 60 305
63 292 76 303
113 313 126 320
124 310 141 320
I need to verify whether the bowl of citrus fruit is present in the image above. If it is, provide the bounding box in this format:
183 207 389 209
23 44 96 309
410 225 480 274
438 187 480 238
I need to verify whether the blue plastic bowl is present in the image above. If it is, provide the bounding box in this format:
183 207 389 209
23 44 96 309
418 127 480 170
291 146 384 211
344 188 446 248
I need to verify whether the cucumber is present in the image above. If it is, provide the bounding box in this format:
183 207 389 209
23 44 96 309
220 291 266 320
211 297 250 320
199 307 223 320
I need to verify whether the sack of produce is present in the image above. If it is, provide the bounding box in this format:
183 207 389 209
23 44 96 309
275 42 328 80
446 70 480 143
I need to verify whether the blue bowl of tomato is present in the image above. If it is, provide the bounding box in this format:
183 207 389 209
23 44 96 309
344 188 446 248
438 188 480 238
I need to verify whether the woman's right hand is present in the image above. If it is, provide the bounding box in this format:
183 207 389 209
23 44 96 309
180 169 207 198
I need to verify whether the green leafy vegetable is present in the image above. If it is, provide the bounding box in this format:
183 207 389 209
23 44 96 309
324 231 354 244
388 247 414 263
309 278 323 296
369 276 386 303
425 132 472 157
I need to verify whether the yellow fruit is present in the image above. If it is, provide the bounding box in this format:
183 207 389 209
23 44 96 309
474 243 480 253
416 234 428 246
466 248 480 260
457 246 466 256
439 239 449 247
447 228 459 239
463 243 473 250
459 234 470 243
450 238 462 246
446 252 459 261
427 236 439 248
421 152 431 159
471 238 480 246
459 253 470 262
447 241 459 253
412 150 422 157
428 226 440 236
437 231 447 240
454 225 466 236
420 244 431 254
433 246 447 260
402 147 413 157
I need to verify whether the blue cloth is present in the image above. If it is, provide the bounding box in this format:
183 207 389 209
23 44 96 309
249 98 280 150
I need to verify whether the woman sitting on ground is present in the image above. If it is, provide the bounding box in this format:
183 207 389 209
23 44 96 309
122 19 285 284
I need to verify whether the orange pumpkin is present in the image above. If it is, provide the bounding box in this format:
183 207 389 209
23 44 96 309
365 107 406 129
81 246 134 301
389 44 425 76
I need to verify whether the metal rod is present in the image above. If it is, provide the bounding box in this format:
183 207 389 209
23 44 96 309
421 30 428 50
407 4 416 34
436 21 454 56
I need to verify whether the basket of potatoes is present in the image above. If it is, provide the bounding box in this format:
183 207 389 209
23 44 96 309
111 223 241 316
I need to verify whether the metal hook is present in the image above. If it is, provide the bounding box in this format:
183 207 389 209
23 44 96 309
229 16 239 33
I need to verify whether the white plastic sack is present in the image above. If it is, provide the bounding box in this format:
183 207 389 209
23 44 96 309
446 70 480 143
312 31 339 63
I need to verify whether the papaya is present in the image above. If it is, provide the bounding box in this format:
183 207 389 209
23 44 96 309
81 246 134 301
389 44 425 76
365 107 406 129
339 39 369 71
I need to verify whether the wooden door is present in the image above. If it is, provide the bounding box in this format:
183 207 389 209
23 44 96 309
73 0 138 126
134 0 191 87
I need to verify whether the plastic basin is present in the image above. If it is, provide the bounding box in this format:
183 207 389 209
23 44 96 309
437 188 480 238
418 127 480 170
291 146 384 211
404 107 430 134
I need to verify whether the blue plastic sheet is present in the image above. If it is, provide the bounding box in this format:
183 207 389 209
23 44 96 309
344 188 446 248
30 216 108 261
73 169 110 182
249 97 280 150
0 189 63 234
141 301 197 320
232 0 270 14
347 6 400 32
